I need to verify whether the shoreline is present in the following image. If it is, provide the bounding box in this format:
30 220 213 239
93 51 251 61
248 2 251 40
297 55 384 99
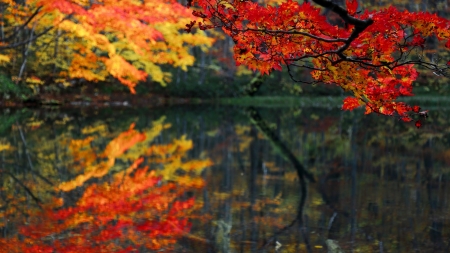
1 94 449 109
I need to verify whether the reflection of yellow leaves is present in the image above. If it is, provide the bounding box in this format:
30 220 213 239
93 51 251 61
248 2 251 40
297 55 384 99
58 117 212 206
235 125 250 135
153 136 213 181
232 201 251 208
181 160 213 174
213 192 232 201
121 116 170 161
283 171 298 182
59 124 146 191
54 115 72 125
0 142 12 152
174 135 193 153
235 125 253 151
0 54 10 64
158 157 208 181
25 120 43 129
238 136 252 152
176 176 205 188
311 198 324 206
158 156 212 180
81 123 108 135
147 135 191 158
206 129 219 137
70 137 94 149
25 76 44 85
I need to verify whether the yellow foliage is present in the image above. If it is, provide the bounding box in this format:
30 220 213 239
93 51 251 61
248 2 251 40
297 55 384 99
0 0 216 92
31 0 213 90
236 65 253 77
259 0 287 6
0 54 10 64
25 76 44 85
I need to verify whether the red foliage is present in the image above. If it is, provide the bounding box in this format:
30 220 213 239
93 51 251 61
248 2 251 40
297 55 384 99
188 0 450 126
346 0 358 15
415 120 422 128
342 96 361 111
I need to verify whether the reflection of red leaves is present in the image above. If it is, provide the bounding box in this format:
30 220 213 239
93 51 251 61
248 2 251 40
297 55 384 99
18 171 197 252
170 198 195 215
12 146 203 252
415 120 422 128
342 97 361 111
114 246 135 253
1 122 212 253
92 228 123 242
24 245 54 253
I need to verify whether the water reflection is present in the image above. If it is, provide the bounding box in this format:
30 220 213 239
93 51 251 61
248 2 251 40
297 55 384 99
0 114 210 252
0 106 449 252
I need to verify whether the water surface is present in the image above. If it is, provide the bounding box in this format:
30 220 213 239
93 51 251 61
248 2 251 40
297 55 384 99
0 105 449 252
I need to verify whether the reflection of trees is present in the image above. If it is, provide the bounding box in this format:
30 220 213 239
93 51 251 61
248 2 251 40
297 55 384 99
0 117 212 252
2 107 450 252
247 107 313 252
247 107 315 183
242 107 450 252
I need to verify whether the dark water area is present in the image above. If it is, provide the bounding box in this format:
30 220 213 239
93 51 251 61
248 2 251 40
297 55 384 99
0 105 449 252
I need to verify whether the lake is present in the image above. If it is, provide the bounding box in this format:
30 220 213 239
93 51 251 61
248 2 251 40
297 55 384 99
0 104 449 252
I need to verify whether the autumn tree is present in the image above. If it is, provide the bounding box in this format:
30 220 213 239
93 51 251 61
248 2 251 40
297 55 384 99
0 0 214 93
186 0 450 124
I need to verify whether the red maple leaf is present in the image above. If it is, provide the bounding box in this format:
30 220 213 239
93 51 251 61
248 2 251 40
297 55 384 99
415 120 422 128
342 97 361 111
346 0 358 15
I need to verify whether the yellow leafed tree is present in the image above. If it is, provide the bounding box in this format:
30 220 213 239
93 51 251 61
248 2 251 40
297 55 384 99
0 0 214 92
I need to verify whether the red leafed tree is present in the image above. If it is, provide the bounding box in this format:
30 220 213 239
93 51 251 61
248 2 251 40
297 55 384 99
187 0 450 123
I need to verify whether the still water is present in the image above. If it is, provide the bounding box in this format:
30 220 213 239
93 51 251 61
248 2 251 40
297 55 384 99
0 105 449 252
